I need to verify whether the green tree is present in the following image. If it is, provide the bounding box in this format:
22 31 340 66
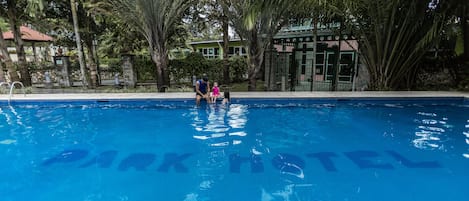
224 0 292 91
0 17 16 82
104 0 194 91
299 0 348 91
1 0 29 85
446 0 468 62
0 0 45 86
344 0 448 90
96 17 146 59
70 0 88 87
38 0 121 88
192 0 231 84
0 24 17 82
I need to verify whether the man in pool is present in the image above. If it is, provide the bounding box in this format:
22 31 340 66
195 75 211 105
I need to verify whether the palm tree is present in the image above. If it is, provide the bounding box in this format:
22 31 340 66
344 0 448 90
224 0 292 91
105 0 194 91
70 0 89 87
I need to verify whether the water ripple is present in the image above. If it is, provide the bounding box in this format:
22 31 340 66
463 120 469 159
413 112 451 150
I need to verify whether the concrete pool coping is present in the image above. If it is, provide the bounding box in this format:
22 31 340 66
0 91 468 101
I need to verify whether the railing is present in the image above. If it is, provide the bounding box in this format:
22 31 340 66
0 81 11 89
0 82 11 97
8 81 26 104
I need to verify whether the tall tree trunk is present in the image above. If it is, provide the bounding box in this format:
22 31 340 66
151 49 169 92
331 22 343 91
0 62 4 82
85 41 98 88
247 29 264 91
92 38 101 85
247 52 263 91
32 42 37 62
0 26 20 82
71 0 89 88
11 23 31 86
222 14 230 85
7 0 31 86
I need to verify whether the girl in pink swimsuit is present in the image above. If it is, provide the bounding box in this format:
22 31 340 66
211 82 220 103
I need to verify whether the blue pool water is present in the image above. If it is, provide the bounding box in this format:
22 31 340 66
0 98 468 201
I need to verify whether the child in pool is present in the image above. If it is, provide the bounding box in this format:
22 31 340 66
222 91 230 104
211 82 220 103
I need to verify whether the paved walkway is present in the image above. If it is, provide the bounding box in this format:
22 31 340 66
1 91 468 101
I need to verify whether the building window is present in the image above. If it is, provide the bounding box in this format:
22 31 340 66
199 47 220 59
315 53 325 75
323 52 354 82
325 53 337 81
316 53 325 65
228 46 248 57
338 53 354 81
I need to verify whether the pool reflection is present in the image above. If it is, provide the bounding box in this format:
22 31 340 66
413 111 451 150
190 104 248 147
464 120 469 159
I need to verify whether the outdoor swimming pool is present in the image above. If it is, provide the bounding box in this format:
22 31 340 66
0 98 468 201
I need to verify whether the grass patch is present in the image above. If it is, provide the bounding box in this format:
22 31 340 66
225 81 265 92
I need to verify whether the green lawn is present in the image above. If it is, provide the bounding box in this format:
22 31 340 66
225 81 265 92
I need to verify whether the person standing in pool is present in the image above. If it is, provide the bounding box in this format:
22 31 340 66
222 91 230 104
196 75 211 105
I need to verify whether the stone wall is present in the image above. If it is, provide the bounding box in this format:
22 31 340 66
2 70 117 84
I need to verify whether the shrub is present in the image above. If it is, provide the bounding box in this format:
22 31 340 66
98 53 249 84
229 56 248 82
169 53 248 85
134 56 155 82
106 58 122 73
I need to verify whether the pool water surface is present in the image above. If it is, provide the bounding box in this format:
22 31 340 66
0 98 468 201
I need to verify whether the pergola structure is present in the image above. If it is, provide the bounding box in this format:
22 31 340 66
2 26 54 62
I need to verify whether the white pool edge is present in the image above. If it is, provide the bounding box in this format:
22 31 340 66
0 91 468 101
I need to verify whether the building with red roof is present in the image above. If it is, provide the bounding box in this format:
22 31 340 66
2 26 54 42
1 25 54 62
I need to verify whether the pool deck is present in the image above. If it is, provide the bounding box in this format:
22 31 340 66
0 91 468 101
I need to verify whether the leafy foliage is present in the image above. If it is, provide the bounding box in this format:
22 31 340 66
103 0 195 89
344 0 448 90
134 56 156 82
224 0 292 90
169 52 247 84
